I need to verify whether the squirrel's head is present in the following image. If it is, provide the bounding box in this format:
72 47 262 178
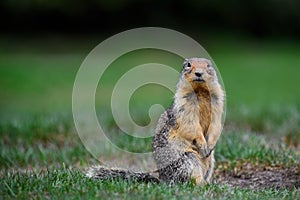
181 58 217 90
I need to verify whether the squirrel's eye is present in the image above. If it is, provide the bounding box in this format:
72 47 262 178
186 62 191 68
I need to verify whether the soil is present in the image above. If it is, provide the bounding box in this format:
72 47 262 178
214 162 300 190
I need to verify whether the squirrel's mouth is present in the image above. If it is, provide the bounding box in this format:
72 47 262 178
193 78 205 83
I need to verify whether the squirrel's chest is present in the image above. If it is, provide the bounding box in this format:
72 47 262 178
177 95 211 135
198 96 211 136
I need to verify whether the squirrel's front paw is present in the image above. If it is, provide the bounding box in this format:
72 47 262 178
198 147 213 158
192 140 213 158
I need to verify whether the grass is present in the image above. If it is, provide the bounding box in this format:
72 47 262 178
0 115 299 199
0 34 300 199
1 168 299 199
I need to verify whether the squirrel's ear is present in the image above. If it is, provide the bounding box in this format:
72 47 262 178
183 58 189 67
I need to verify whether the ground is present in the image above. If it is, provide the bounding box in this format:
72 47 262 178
215 163 299 190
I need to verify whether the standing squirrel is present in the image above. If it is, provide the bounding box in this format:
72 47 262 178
86 58 224 185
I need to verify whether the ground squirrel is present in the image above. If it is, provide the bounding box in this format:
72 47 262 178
87 58 224 185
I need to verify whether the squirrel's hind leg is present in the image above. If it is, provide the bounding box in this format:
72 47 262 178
158 152 205 185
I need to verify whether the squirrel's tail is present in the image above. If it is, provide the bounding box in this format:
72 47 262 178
86 166 160 183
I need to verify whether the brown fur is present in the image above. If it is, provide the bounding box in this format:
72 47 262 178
153 57 224 185
174 58 223 154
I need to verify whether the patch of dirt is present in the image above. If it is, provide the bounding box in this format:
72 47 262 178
214 162 300 190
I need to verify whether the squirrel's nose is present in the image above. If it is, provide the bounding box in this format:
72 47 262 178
195 72 203 77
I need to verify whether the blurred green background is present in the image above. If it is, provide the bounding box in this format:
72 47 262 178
0 0 300 140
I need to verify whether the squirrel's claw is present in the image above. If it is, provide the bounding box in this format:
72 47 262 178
192 140 210 158
198 146 214 158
